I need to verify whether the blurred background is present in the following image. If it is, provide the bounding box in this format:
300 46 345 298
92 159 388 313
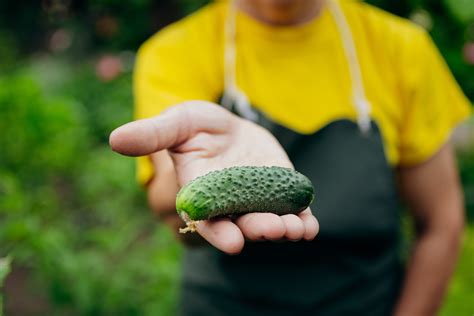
0 0 473 315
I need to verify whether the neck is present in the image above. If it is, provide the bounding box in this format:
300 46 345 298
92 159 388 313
235 0 325 26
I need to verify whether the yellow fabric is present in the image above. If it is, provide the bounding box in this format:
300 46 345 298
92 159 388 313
134 0 472 185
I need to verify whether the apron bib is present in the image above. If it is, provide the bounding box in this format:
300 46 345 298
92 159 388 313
179 110 402 316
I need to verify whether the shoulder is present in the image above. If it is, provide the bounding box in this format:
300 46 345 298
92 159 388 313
137 2 226 61
340 0 438 82
343 0 425 36
342 0 429 54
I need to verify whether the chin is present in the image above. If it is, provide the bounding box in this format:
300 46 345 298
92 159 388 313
257 0 311 25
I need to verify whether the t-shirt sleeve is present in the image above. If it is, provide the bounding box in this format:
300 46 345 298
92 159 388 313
397 29 472 166
133 19 223 185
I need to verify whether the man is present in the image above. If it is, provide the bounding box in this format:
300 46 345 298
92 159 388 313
110 0 471 314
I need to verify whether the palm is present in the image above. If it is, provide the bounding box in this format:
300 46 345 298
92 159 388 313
168 107 292 186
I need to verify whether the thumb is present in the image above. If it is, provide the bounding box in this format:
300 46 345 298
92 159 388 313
109 101 232 156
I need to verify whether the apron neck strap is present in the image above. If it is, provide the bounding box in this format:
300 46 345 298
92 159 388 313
326 0 371 133
222 1 258 122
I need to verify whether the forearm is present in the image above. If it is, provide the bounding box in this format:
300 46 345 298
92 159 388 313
393 221 463 315
395 144 466 315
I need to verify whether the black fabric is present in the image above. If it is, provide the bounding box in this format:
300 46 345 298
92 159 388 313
179 105 403 316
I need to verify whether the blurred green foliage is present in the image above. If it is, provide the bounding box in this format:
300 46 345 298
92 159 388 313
0 64 181 315
440 226 474 315
0 0 472 315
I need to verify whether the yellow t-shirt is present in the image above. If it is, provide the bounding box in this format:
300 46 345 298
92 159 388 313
134 0 471 184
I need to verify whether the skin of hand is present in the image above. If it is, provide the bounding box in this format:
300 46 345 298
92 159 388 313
393 144 465 316
109 101 319 254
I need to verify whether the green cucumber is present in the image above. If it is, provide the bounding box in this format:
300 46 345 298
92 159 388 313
176 166 314 232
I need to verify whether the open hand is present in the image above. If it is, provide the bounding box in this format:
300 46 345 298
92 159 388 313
109 101 319 254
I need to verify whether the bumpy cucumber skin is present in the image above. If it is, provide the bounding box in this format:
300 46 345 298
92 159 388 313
176 166 314 221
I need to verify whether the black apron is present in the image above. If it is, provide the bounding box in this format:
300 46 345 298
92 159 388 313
179 105 403 315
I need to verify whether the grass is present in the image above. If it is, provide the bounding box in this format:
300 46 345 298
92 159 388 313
440 224 474 315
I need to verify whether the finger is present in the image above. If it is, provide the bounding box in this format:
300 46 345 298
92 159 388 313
298 208 319 241
195 218 244 255
281 214 305 241
109 101 231 156
235 213 286 241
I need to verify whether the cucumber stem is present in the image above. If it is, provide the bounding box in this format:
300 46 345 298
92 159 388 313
179 220 199 234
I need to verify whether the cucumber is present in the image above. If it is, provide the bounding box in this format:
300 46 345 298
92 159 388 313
176 166 314 232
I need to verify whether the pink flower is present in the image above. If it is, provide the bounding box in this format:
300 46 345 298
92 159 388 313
463 42 474 65
96 55 123 82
